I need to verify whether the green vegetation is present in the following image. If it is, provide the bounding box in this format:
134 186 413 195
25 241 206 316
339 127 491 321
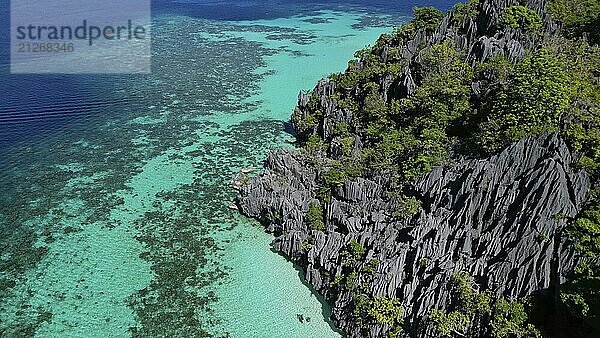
364 259 380 275
570 206 600 257
549 0 600 45
322 168 348 188
369 296 404 327
349 239 365 255
552 212 568 221
391 194 422 219
500 6 542 31
412 7 444 32
239 175 250 186
334 122 350 135
303 134 327 155
559 262 600 330
300 236 315 251
352 294 404 336
394 40 473 180
491 298 539 338
391 6 443 44
295 114 318 134
317 160 362 203
477 50 571 152
333 39 475 183
452 0 480 22
344 271 359 291
339 240 366 273
306 201 325 231
430 309 470 337
431 272 540 337
300 3 600 208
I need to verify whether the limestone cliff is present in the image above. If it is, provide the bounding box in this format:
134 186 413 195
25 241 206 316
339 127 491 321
238 133 590 336
236 0 599 336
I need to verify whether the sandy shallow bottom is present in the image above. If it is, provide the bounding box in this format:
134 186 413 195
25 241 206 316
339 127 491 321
0 7 403 337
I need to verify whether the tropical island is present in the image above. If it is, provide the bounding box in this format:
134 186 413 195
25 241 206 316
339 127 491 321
236 0 600 336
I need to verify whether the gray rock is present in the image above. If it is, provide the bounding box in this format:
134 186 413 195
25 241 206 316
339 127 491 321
236 1 587 336
238 133 590 337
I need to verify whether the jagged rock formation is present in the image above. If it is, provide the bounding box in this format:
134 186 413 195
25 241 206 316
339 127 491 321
238 133 590 336
292 0 560 156
236 0 598 336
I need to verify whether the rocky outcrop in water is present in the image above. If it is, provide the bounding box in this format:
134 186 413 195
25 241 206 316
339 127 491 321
236 0 598 336
237 133 590 337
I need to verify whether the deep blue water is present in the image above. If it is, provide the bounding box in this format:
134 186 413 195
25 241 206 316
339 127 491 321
0 0 456 148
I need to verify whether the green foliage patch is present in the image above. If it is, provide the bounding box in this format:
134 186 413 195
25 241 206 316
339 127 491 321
500 6 542 31
431 272 540 337
477 50 571 152
549 0 600 45
412 7 444 32
452 0 480 23
306 201 325 231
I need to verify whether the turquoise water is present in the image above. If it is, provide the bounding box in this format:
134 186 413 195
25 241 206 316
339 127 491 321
0 5 408 337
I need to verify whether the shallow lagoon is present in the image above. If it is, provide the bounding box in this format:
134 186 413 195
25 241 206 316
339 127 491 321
0 2 421 336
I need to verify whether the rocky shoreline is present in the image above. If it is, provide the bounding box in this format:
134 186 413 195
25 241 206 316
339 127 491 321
234 0 599 336
236 133 590 336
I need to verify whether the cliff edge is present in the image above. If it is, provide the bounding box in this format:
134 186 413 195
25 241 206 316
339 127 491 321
237 0 600 336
